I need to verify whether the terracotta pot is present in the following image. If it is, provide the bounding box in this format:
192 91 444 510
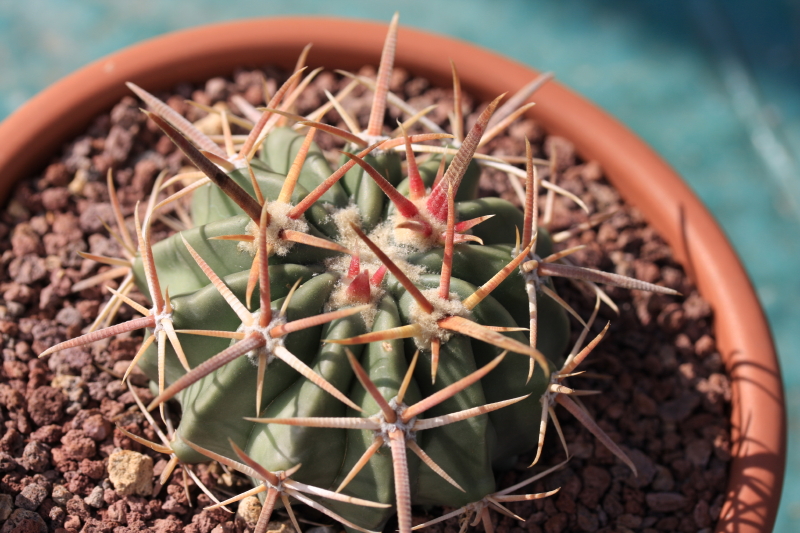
0 17 784 533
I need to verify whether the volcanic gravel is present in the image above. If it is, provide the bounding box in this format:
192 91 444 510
0 63 729 533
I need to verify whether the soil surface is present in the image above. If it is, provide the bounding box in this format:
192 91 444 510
0 64 729 533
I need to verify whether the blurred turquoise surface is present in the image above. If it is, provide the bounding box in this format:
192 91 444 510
2 0 800 530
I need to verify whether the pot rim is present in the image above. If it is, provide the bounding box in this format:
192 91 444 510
0 16 784 533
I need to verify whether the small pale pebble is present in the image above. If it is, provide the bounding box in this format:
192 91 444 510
84 485 104 508
235 496 262 529
205 77 228 101
52 484 73 506
49 505 65 525
51 374 84 394
107 449 153 496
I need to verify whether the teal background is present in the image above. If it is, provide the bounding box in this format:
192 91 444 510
2 1 799 530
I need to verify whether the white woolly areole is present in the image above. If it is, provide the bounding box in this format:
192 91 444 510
150 308 173 335
326 277 385 330
329 206 425 283
390 198 448 252
361 134 390 156
329 205 362 250
408 288 470 350
376 398 416 445
237 310 286 366
238 202 308 257
323 205 426 327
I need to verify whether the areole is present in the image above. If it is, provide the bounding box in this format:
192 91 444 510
0 16 784 533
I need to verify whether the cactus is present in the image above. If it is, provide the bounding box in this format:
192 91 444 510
41 12 679 533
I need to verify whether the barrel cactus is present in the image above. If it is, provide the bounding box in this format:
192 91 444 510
41 13 678 533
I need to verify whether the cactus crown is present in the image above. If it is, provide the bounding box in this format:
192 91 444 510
42 12 679 533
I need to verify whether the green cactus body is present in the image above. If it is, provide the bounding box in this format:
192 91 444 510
131 126 569 530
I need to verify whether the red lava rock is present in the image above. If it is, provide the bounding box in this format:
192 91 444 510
19 440 51 472
0 320 19 336
66 493 91 519
99 398 125 420
42 162 70 187
617 513 643 529
645 492 688 512
544 512 568 533
78 203 116 234
0 508 47 533
0 427 23 454
110 97 142 129
81 414 111 442
555 491 576 514
0 452 16 473
651 466 675 491
3 360 28 379
27 386 67 426
58 429 97 461
183 508 229 533
63 514 82 530
576 504 599 532
633 391 658 417
79 458 105 480
15 482 48 510
161 494 188 515
79 517 115 532
11 223 43 256
9 255 48 285
63 471 91 495
103 125 134 163
29 424 63 444
55 307 83 330
694 499 711 528
625 449 657 488
106 498 128 524
116 386 154 406
686 439 713 469
658 391 701 423
41 188 71 211
579 465 611 508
